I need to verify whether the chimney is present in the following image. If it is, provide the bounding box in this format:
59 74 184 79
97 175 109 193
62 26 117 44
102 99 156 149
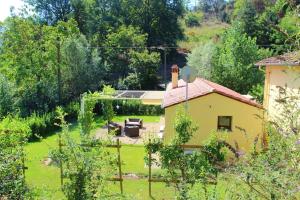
172 64 179 89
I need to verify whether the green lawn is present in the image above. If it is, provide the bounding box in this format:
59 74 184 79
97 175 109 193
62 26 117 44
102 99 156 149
25 115 172 199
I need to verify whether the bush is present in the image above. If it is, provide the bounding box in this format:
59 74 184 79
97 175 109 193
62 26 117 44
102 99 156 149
94 99 164 116
185 12 203 27
26 112 58 140
64 101 80 121
25 101 80 140
0 116 31 199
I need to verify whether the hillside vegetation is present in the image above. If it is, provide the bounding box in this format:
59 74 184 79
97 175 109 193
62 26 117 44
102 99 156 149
179 20 229 50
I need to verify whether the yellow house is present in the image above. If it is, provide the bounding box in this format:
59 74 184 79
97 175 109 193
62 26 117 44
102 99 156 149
162 65 264 152
256 51 300 121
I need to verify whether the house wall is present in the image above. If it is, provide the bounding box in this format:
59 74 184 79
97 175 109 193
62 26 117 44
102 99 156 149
141 99 163 105
264 66 300 121
164 93 264 152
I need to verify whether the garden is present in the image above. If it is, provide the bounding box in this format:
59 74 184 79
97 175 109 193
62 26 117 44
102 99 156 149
2 90 299 200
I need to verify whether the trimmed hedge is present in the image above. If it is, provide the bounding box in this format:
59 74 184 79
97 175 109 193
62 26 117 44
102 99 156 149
26 99 163 140
94 99 164 116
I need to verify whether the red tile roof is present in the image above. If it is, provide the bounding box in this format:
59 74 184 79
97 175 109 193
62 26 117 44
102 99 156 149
162 78 262 108
256 51 300 66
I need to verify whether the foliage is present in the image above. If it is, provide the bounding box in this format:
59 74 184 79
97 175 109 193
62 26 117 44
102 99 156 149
232 0 300 52
197 0 228 21
95 99 164 116
128 50 161 90
211 23 271 94
226 127 300 200
146 109 227 199
79 92 101 136
249 84 264 103
24 0 72 24
0 116 31 199
184 12 203 27
187 41 216 79
101 85 116 124
61 34 103 102
119 0 185 47
52 107 119 200
26 112 57 140
0 17 80 116
0 73 15 118
178 22 228 50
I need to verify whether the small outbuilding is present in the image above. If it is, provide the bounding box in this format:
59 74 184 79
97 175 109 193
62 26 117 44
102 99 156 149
256 51 300 121
162 65 264 152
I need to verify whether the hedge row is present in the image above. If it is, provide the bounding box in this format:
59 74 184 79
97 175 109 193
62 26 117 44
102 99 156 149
26 101 80 140
26 99 163 140
94 99 164 116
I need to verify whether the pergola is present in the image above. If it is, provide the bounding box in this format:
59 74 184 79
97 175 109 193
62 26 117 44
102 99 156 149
80 90 165 115
112 90 165 105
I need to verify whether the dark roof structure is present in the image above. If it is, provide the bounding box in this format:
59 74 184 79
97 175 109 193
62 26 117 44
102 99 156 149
256 51 300 66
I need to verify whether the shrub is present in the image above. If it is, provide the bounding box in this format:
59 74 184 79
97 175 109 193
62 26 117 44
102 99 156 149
0 116 31 199
64 101 80 121
94 99 164 116
26 112 58 140
184 12 203 27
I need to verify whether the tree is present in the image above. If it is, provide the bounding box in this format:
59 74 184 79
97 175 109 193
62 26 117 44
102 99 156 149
0 17 58 115
187 41 216 80
104 25 160 89
0 74 15 118
52 107 119 200
211 23 271 94
198 0 226 18
62 34 103 101
104 25 146 84
233 0 258 38
226 127 300 199
129 50 160 89
120 0 185 47
24 0 73 24
146 109 232 199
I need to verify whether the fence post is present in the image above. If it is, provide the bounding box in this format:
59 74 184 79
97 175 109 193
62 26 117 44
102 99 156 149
58 133 63 187
117 139 123 194
148 139 152 197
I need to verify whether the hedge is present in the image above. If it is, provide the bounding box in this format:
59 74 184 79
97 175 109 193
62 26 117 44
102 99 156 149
26 99 164 140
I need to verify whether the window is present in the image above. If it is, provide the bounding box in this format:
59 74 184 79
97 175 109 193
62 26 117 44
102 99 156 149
217 116 232 131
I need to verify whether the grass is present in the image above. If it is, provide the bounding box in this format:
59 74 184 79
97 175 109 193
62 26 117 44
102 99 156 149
178 20 229 50
25 115 169 199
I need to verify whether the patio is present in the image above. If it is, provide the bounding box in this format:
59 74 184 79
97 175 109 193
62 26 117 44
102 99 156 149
95 117 165 145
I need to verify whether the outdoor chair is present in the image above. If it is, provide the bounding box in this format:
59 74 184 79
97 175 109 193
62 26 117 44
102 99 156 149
124 126 139 137
124 118 143 129
108 122 122 136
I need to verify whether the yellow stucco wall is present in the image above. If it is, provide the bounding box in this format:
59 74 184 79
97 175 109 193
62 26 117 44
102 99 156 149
141 99 163 105
164 93 264 152
264 66 300 120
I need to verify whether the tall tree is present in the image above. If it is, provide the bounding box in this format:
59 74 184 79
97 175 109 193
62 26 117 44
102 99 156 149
212 23 271 94
24 0 73 24
120 0 185 47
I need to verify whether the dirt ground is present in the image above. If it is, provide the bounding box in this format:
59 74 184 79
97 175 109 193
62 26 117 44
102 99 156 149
94 118 164 145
